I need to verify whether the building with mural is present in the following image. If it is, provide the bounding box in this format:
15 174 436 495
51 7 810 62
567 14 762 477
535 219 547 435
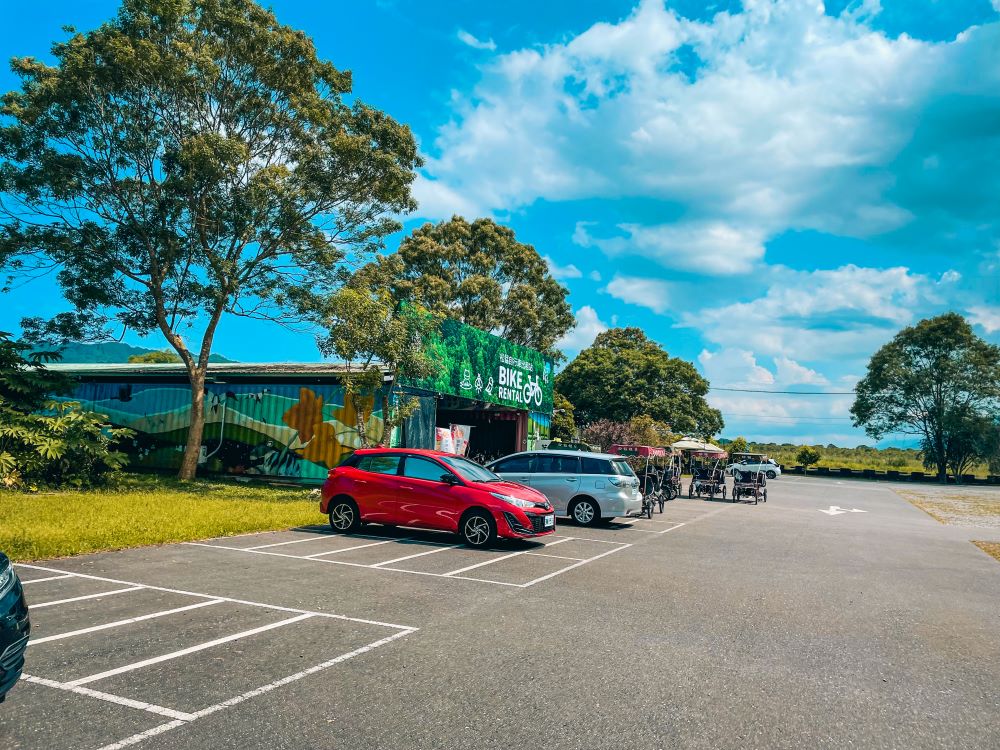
51 320 554 483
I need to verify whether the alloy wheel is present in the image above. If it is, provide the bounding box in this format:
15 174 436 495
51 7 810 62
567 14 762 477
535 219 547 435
573 501 595 525
330 503 355 531
464 515 491 546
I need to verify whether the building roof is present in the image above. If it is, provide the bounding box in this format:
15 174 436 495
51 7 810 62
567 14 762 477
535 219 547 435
47 362 389 379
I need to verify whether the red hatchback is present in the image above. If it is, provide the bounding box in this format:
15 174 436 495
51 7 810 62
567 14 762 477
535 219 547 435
320 449 556 547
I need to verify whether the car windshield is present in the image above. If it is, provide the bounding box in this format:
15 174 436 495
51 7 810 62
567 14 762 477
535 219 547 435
610 458 636 477
438 455 500 483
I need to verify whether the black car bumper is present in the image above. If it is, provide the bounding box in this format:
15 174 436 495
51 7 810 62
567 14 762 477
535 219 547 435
0 580 30 700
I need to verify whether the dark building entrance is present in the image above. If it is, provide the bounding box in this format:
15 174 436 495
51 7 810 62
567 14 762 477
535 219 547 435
436 401 525 462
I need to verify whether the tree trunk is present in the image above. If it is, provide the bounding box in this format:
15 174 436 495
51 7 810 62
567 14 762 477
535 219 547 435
934 432 948 483
178 368 206 480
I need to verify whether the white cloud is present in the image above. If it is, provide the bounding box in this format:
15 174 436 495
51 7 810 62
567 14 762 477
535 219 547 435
457 29 496 51
774 357 829 386
698 348 774 387
418 1 1000 265
939 269 961 283
556 305 609 353
604 274 671 313
968 305 1000 334
543 255 582 280
588 270 602 281
575 221 765 275
683 264 940 359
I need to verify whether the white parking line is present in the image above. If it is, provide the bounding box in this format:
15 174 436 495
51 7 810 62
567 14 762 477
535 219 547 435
304 538 404 558
22 674 195 721
67 613 314 687
19 574 74 585
91 627 416 750
442 537 573 576
15 564 416 631
525 552 586 561
96 720 187 750
29 599 226 646
31 586 145 609
520 542 633 587
248 534 334 549
370 544 462 567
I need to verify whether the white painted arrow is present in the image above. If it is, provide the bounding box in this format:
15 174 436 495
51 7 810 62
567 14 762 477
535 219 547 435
820 506 867 515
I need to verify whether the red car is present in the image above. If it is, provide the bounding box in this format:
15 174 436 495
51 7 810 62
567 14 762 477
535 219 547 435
320 449 555 547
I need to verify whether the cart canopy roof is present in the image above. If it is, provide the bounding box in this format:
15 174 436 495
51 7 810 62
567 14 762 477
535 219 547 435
608 444 667 457
671 437 725 453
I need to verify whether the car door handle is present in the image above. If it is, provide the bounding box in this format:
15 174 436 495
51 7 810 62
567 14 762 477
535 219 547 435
355 479 368 484
400 485 413 490
564 478 576 482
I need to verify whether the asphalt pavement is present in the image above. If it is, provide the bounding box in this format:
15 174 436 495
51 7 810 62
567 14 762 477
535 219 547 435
2 476 998 750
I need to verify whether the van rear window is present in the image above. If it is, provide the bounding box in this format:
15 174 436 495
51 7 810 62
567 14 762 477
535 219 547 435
610 459 636 477
581 457 610 475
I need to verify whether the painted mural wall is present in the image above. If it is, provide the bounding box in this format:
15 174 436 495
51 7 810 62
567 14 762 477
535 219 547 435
64 381 391 481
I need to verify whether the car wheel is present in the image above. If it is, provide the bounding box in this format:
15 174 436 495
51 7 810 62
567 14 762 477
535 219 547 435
460 510 496 548
328 498 360 533
766 471 776 479
570 498 599 526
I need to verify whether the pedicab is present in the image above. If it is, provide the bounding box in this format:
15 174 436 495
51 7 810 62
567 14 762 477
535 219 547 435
687 449 728 500
731 467 767 504
608 444 667 518
664 450 683 500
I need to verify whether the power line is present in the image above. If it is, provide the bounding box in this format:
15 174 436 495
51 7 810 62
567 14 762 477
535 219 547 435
710 387 856 395
722 413 854 422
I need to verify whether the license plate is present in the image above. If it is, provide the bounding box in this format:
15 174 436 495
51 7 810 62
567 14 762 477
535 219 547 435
543 514 554 528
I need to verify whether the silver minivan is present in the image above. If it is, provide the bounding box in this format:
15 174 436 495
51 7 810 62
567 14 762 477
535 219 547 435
487 450 642 526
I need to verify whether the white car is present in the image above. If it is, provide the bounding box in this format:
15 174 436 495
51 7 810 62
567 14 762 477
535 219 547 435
727 457 782 479
487 450 642 526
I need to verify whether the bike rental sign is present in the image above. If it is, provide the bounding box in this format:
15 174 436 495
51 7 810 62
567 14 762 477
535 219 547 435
406 319 555 414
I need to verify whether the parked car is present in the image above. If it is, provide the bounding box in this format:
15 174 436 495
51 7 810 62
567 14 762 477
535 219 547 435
320 449 555 548
0 553 30 704
487 450 642 526
726 455 782 479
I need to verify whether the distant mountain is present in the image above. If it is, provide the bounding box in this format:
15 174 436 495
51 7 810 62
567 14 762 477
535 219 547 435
37 341 235 364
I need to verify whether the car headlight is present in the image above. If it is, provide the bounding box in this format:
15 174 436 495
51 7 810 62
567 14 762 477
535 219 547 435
490 492 535 509
0 564 12 598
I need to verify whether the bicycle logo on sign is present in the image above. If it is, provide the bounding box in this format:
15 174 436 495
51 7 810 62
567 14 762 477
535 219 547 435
522 374 543 408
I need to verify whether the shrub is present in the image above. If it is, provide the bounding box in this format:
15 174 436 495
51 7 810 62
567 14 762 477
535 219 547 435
0 399 133 489
796 446 821 467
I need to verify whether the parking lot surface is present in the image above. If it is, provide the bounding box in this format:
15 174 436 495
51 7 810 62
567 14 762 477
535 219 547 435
2 477 999 749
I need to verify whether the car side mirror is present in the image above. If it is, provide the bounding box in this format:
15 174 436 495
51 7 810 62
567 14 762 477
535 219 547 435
441 473 460 485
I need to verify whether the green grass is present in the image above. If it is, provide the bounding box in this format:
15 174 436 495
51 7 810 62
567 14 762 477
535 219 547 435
0 474 322 562
973 541 1000 564
746 442 991 477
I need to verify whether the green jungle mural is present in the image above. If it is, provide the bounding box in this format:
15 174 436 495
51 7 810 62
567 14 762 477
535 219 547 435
62 381 407 481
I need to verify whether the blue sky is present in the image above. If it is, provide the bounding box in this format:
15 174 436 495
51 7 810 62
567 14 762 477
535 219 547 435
2 0 999 446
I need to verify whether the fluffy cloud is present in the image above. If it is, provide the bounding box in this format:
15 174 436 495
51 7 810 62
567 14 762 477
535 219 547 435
457 30 496 51
575 221 765 275
543 256 583 280
556 305 608 354
698 348 774 387
603 274 671 313
418 0 1000 267
774 357 829 386
683 264 941 359
968 305 1000 334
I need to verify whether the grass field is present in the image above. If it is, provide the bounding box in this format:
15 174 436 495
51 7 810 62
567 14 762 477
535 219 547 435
0 474 322 562
973 541 1000 564
747 442 992 477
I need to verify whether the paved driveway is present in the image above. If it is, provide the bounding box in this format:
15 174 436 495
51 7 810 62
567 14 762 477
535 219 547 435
2 477 998 749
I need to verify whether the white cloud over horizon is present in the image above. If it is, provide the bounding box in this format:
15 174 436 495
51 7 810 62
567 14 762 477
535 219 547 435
456 29 497 51
555 305 609 354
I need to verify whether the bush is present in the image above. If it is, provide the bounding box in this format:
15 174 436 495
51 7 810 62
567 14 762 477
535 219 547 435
796 446 821 467
0 400 134 489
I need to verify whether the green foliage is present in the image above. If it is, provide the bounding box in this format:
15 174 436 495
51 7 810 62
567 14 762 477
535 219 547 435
0 400 133 489
128 350 181 364
628 415 673 447
795 445 821 467
727 436 749 455
389 216 574 359
0 0 420 478
851 313 1000 481
1 330 132 488
557 328 723 437
551 392 576 441
315 255 440 448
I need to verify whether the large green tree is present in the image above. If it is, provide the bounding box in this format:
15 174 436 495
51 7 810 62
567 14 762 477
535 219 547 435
851 313 1000 481
388 216 574 359
550 391 576 442
0 0 421 478
314 256 440 448
557 327 723 437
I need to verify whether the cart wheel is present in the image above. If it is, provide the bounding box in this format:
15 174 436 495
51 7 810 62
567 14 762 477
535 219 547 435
657 499 665 513
688 484 693 498
763 489 768 502
722 486 727 500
